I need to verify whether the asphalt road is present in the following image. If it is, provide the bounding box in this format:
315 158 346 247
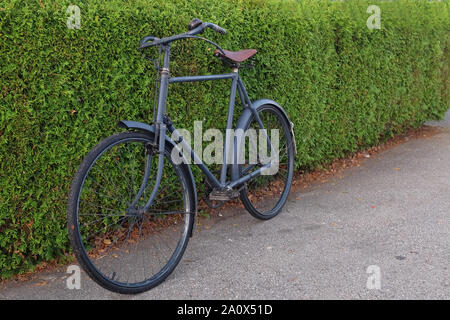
1 112 449 300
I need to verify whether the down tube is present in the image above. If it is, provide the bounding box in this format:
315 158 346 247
170 126 222 190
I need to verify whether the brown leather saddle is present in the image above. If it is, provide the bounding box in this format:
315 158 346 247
214 48 257 66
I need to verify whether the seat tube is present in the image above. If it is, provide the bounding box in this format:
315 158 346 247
220 74 238 185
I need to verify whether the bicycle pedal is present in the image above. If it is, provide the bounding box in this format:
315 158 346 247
209 188 239 201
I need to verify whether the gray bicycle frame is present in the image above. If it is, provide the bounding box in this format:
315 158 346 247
139 43 276 213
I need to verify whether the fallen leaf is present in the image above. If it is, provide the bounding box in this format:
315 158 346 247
35 281 47 287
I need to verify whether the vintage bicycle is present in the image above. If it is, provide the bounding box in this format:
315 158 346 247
67 19 296 294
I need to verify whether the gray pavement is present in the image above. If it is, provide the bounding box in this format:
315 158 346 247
1 112 449 300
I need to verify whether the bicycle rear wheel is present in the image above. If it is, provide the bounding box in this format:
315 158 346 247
67 132 195 294
238 105 295 220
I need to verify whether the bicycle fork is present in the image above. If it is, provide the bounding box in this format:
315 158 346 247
126 45 171 216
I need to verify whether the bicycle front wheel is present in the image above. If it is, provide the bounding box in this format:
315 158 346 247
67 132 195 294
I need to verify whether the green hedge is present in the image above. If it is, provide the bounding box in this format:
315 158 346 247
0 0 449 278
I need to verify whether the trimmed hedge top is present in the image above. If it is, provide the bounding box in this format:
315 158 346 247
0 0 449 278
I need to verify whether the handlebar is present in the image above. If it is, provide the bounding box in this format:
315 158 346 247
139 18 226 50
139 35 159 48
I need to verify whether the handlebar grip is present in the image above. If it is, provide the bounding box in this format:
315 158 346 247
209 23 226 35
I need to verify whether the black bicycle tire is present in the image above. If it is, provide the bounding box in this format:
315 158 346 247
239 105 295 220
67 131 195 294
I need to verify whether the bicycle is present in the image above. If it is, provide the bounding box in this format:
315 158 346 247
67 18 296 294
